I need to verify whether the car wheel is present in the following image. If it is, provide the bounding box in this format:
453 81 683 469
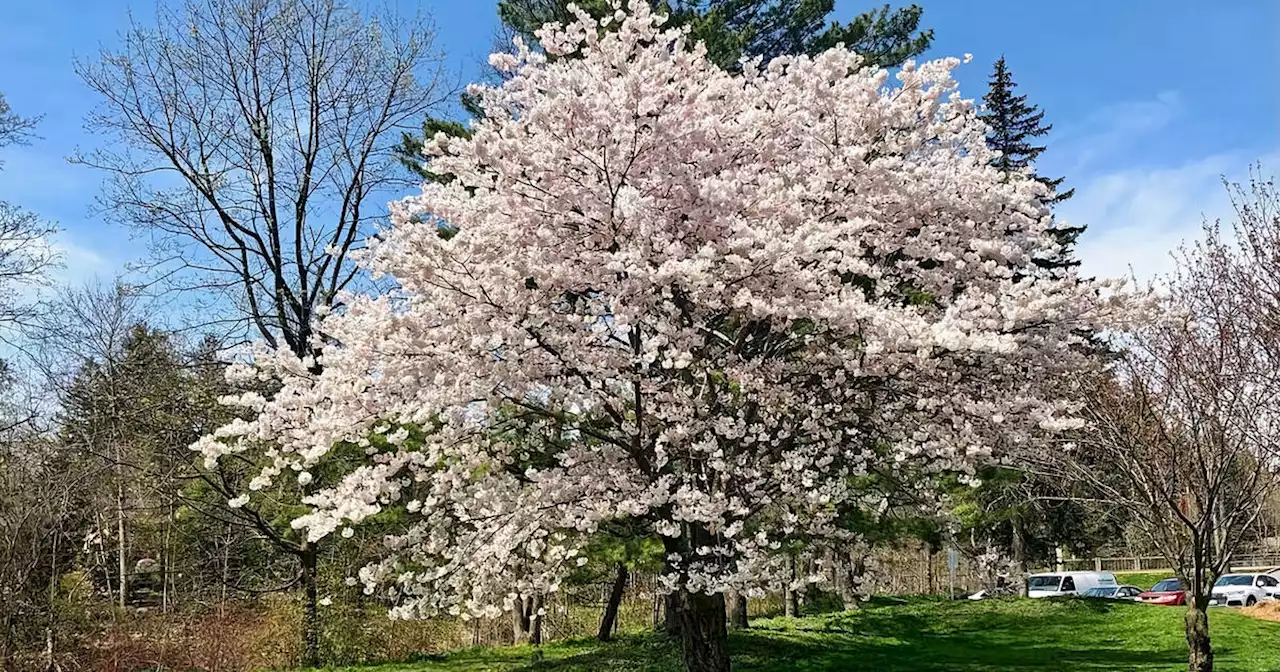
1246 596 1257 607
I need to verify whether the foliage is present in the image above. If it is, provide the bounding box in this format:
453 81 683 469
497 0 932 71
202 5 1140 671
398 0 931 180
978 57 1078 273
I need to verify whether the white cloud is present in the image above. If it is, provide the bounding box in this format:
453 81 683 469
1062 150 1277 284
1050 91 1182 175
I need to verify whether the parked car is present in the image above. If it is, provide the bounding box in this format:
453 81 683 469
1210 573 1280 607
1026 571 1118 598
1082 585 1143 601
1138 578 1188 605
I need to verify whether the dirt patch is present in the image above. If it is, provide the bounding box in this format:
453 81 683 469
1241 601 1280 622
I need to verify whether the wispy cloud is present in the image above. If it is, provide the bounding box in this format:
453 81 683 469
1062 150 1277 284
1050 91 1182 175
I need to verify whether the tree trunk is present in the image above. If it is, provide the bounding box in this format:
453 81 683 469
116 483 127 609
1184 601 1213 672
663 592 684 635
162 501 172 612
598 563 628 641
925 542 936 594
843 554 866 611
784 556 800 617
300 545 320 667
1011 514 1028 596
513 595 541 645
529 594 544 646
115 445 128 610
726 590 748 630
45 531 59 670
676 590 730 672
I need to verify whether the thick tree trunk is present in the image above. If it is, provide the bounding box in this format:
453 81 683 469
843 554 866 611
513 597 531 644
598 563 628 641
676 590 730 672
300 546 320 667
726 590 749 630
513 594 543 645
663 592 683 635
1185 602 1213 672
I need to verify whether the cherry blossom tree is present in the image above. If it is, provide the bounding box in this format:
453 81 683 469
197 3 1138 669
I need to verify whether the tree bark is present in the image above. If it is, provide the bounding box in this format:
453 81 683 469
300 545 319 667
1011 513 1029 597
784 556 800 617
530 595 544 646
115 445 128 610
843 554 866 611
663 592 683 635
925 542 936 594
512 597 531 644
676 590 731 672
598 563 628 641
513 594 544 645
1184 601 1213 672
726 590 748 630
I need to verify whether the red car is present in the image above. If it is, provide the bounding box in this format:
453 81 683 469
1138 577 1188 605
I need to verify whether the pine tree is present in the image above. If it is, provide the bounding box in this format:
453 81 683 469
497 1 932 72
399 2 932 181
979 56 1080 273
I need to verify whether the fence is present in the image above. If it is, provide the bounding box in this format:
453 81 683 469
1047 551 1280 574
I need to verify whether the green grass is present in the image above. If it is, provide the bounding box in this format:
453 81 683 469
321 597 1280 672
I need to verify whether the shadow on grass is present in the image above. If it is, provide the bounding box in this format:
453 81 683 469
351 597 1280 672
530 599 1185 672
733 599 1186 671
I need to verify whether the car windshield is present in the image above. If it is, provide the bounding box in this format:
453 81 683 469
1028 576 1062 590
1084 587 1116 597
1215 575 1253 587
1150 579 1183 592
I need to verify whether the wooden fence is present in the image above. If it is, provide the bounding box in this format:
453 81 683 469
1045 551 1280 574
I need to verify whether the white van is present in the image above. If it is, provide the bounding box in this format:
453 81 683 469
1026 571 1117 598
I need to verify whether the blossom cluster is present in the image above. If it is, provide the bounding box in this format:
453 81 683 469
195 0 1138 618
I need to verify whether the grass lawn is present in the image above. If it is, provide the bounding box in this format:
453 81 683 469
323 597 1280 672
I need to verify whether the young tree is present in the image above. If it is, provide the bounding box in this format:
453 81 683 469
979 57 1077 273
1050 172 1280 672
199 5 1135 671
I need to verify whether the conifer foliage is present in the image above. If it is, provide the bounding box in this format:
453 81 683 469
979 57 1080 272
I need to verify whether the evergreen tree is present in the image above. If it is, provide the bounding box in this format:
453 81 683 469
498 1 931 72
979 56 1080 273
398 2 932 180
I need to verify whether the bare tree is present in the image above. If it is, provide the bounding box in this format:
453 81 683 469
75 3 453 663
75 0 454 356
1051 169 1280 672
0 94 59 337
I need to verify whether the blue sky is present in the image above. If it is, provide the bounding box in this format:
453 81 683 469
0 0 1275 289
